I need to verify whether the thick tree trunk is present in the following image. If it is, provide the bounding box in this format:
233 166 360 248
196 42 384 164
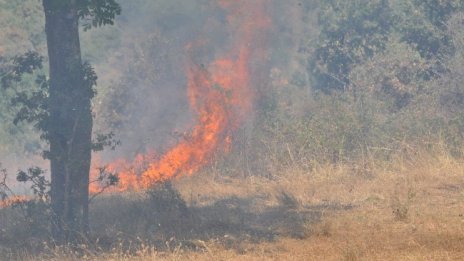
43 0 92 243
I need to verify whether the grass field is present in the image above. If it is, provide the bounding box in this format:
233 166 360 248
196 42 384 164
2 149 464 260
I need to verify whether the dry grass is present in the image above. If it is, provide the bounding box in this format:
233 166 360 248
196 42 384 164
3 148 464 260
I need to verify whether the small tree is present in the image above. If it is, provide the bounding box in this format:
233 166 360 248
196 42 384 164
1 0 121 243
43 0 121 243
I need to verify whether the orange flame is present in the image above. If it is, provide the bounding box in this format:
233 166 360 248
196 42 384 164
0 195 30 208
90 0 270 192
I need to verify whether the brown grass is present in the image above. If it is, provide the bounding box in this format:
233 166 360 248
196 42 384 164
4 148 464 260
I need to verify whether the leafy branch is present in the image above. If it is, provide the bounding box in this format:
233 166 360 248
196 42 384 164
16 167 50 201
89 166 119 203
77 0 122 31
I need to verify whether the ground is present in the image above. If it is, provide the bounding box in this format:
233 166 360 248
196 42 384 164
4 151 464 260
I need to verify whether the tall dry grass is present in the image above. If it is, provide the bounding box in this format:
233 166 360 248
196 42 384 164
2 143 463 260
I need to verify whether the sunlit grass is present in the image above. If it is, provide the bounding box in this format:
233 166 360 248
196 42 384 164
2 146 464 260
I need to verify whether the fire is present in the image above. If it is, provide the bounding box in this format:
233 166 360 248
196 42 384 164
0 195 30 208
90 0 271 192
0 0 271 206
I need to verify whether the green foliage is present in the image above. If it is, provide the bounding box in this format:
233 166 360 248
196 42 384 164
16 167 50 201
1 56 114 161
311 0 464 92
81 62 98 99
349 40 428 110
0 164 51 240
0 18 121 158
0 52 47 155
1 0 464 179
0 0 46 156
392 0 461 60
43 0 121 31
310 0 393 92
411 0 464 27
92 131 120 152
1 52 49 144
1 51 43 87
89 165 119 200
0 164 13 201
218 6 464 176
0 0 45 53
77 0 122 31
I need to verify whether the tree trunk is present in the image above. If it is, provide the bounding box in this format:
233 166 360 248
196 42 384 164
42 0 92 243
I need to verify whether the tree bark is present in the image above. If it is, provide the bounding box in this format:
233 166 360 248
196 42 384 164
42 0 92 243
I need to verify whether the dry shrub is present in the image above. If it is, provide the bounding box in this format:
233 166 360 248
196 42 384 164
307 220 333 238
343 247 360 261
90 181 191 246
390 182 416 221
276 191 299 210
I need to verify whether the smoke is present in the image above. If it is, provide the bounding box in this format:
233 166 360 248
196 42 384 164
91 0 273 192
0 0 305 193
0 0 309 207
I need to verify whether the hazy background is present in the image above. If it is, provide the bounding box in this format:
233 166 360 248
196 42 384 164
2 1 464 259
1 0 464 179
